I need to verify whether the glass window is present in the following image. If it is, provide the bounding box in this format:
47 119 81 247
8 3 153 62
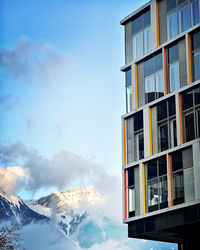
159 176 168 209
194 87 200 105
182 89 193 110
184 167 195 203
158 156 167 176
126 85 132 113
125 68 132 86
134 111 143 131
143 9 151 27
155 70 164 98
155 53 163 71
178 3 190 33
170 119 177 147
170 61 180 92
168 96 176 116
172 150 183 171
129 188 136 217
157 101 167 121
135 132 144 160
144 57 154 76
173 172 184 205
191 0 200 26
194 49 200 81
178 0 186 4
144 26 151 54
128 167 134 186
185 113 195 141
148 180 159 212
167 10 178 40
133 31 143 60
197 110 200 137
145 74 155 103
132 15 143 35
148 160 157 180
169 44 179 63
167 0 177 12
192 31 200 51
159 123 169 151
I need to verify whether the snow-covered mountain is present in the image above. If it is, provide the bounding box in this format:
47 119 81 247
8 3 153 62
0 192 48 225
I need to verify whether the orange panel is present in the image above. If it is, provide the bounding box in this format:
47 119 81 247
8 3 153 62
163 48 168 95
142 163 146 214
124 170 128 219
167 154 172 207
178 94 183 144
123 119 127 166
135 64 138 109
156 1 160 47
188 34 192 84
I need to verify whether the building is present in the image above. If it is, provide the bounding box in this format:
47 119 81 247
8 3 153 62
121 1 200 249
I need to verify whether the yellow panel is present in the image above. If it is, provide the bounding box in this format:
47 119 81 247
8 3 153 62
149 107 152 156
142 163 146 214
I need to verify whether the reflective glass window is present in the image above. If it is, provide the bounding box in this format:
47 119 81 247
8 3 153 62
173 172 184 205
126 85 132 113
143 9 150 27
125 68 132 86
157 101 167 121
159 123 169 151
158 156 167 176
155 53 163 71
145 74 155 103
133 31 143 60
167 0 177 12
128 167 135 186
182 89 193 110
159 176 168 209
148 180 159 212
170 119 177 147
167 10 178 40
178 3 190 33
172 150 183 171
194 87 200 105
194 50 200 81
191 0 200 26
155 70 164 98
134 111 143 131
169 44 179 63
147 160 157 180
144 26 151 54
144 57 154 76
192 31 200 51
170 61 180 92
168 96 176 116
185 113 195 141
132 15 143 35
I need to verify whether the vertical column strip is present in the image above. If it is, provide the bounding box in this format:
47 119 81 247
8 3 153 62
163 47 168 95
149 107 153 156
178 94 183 144
124 170 128 219
167 154 172 207
123 119 127 166
142 163 146 214
135 64 138 109
156 1 160 47
188 34 192 84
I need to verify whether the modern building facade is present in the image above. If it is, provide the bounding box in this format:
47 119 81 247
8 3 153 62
121 1 200 249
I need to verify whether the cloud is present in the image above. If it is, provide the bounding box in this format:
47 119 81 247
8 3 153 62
0 166 29 197
0 94 19 111
21 222 80 250
0 36 71 85
0 142 122 221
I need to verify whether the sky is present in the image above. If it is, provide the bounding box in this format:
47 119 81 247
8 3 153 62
0 0 148 200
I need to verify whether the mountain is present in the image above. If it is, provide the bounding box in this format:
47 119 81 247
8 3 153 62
0 192 48 225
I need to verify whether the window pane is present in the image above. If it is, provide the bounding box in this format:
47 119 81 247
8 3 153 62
145 74 155 103
191 0 200 26
144 57 154 76
169 44 179 63
143 9 151 27
167 10 178 40
128 167 134 186
138 132 144 160
185 113 195 142
155 53 163 71
170 61 180 92
168 96 176 116
178 0 186 5
147 160 157 180
194 50 200 81
192 31 200 51
184 167 195 203
157 100 167 121
133 31 143 60
182 89 193 110
172 150 183 171
159 123 169 152
167 0 176 12
170 119 177 147
158 156 167 176
144 26 151 54
127 117 134 164
148 179 159 212
194 87 200 105
155 70 164 98
129 187 136 217
126 85 132 113
197 110 200 137
173 172 184 205
132 15 143 34
125 68 132 86
178 3 190 33
159 176 168 209
134 111 143 131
